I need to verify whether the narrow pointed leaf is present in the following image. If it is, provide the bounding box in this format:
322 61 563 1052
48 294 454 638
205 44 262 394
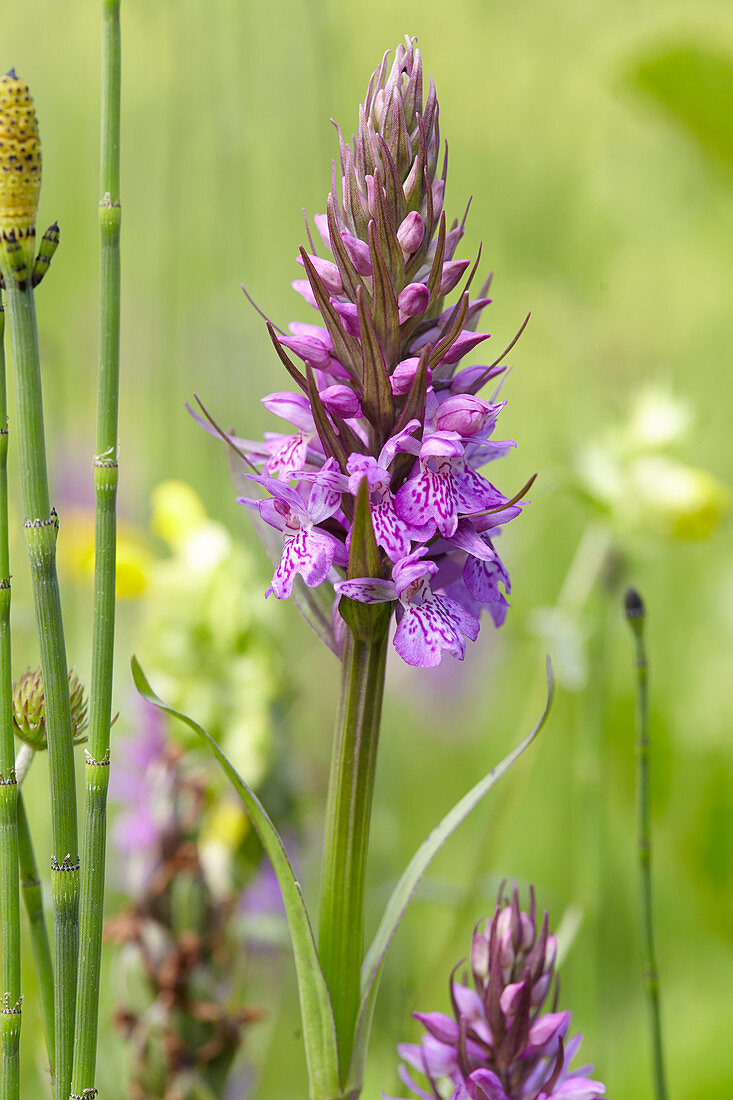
393 344 430 437
377 135 407 228
368 221 400 370
131 660 342 1100
403 46 423 129
327 193 364 302
346 659 555 1096
404 115 427 215
425 212 447 309
267 323 308 392
429 291 470 369
469 313 531 392
373 171 405 291
357 285 394 440
299 248 361 379
305 363 349 472
385 87 411 176
343 152 370 240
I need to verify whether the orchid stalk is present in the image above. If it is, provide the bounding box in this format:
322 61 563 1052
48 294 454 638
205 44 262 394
625 588 667 1100
71 1 122 1094
0 70 78 1100
0 295 21 1100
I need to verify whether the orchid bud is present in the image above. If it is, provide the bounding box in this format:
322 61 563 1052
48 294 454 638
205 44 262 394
390 356 432 395
279 333 332 367
320 384 362 418
295 253 343 294
439 258 469 296
435 394 493 435
397 210 425 254
397 281 430 318
340 230 373 276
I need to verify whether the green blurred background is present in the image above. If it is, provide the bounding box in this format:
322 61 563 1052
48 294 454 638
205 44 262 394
2 0 733 1096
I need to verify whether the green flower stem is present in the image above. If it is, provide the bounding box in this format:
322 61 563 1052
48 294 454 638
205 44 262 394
71 2 122 1095
16 789 55 1080
318 630 388 1074
1 277 78 1100
625 588 667 1100
0 298 21 1100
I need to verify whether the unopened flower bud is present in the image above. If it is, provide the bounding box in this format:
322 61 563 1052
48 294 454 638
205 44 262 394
439 259 470 296
320 384 362 418
279 333 332 367
0 70 42 286
390 356 432 396
295 253 342 295
435 394 493 435
340 230 372 276
398 281 430 318
397 210 425 255
431 179 445 221
13 667 88 751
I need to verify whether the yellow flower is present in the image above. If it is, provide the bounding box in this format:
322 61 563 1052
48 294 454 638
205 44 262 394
59 509 153 598
201 799 249 851
150 480 207 548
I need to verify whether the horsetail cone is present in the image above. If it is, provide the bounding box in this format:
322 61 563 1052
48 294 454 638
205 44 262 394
12 668 89 751
0 69 41 285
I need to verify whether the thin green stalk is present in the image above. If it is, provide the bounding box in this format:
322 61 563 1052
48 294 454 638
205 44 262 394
16 789 55 1080
1 278 78 1100
318 631 388 1073
625 588 668 1100
71 2 122 1094
0 297 21 1100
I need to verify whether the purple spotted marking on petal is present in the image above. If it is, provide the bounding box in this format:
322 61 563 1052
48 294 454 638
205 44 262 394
394 586 479 667
268 527 339 599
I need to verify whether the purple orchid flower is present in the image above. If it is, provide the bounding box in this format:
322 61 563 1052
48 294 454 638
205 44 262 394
384 885 606 1100
239 457 348 598
211 37 532 667
335 548 479 667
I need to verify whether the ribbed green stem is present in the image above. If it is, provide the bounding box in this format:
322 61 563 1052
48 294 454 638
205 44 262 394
625 589 668 1100
0 278 78 1100
71 3 122 1096
318 631 388 1074
16 790 55 1080
0 298 21 1100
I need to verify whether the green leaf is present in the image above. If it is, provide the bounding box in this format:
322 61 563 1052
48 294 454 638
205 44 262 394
305 363 350 472
357 284 394 442
345 658 555 1096
299 248 362 379
131 659 342 1100
368 221 400 370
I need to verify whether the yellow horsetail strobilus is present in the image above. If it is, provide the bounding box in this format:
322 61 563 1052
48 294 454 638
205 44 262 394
0 68 42 288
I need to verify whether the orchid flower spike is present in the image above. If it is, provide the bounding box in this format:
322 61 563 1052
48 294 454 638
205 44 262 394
216 36 530 667
385 884 606 1100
